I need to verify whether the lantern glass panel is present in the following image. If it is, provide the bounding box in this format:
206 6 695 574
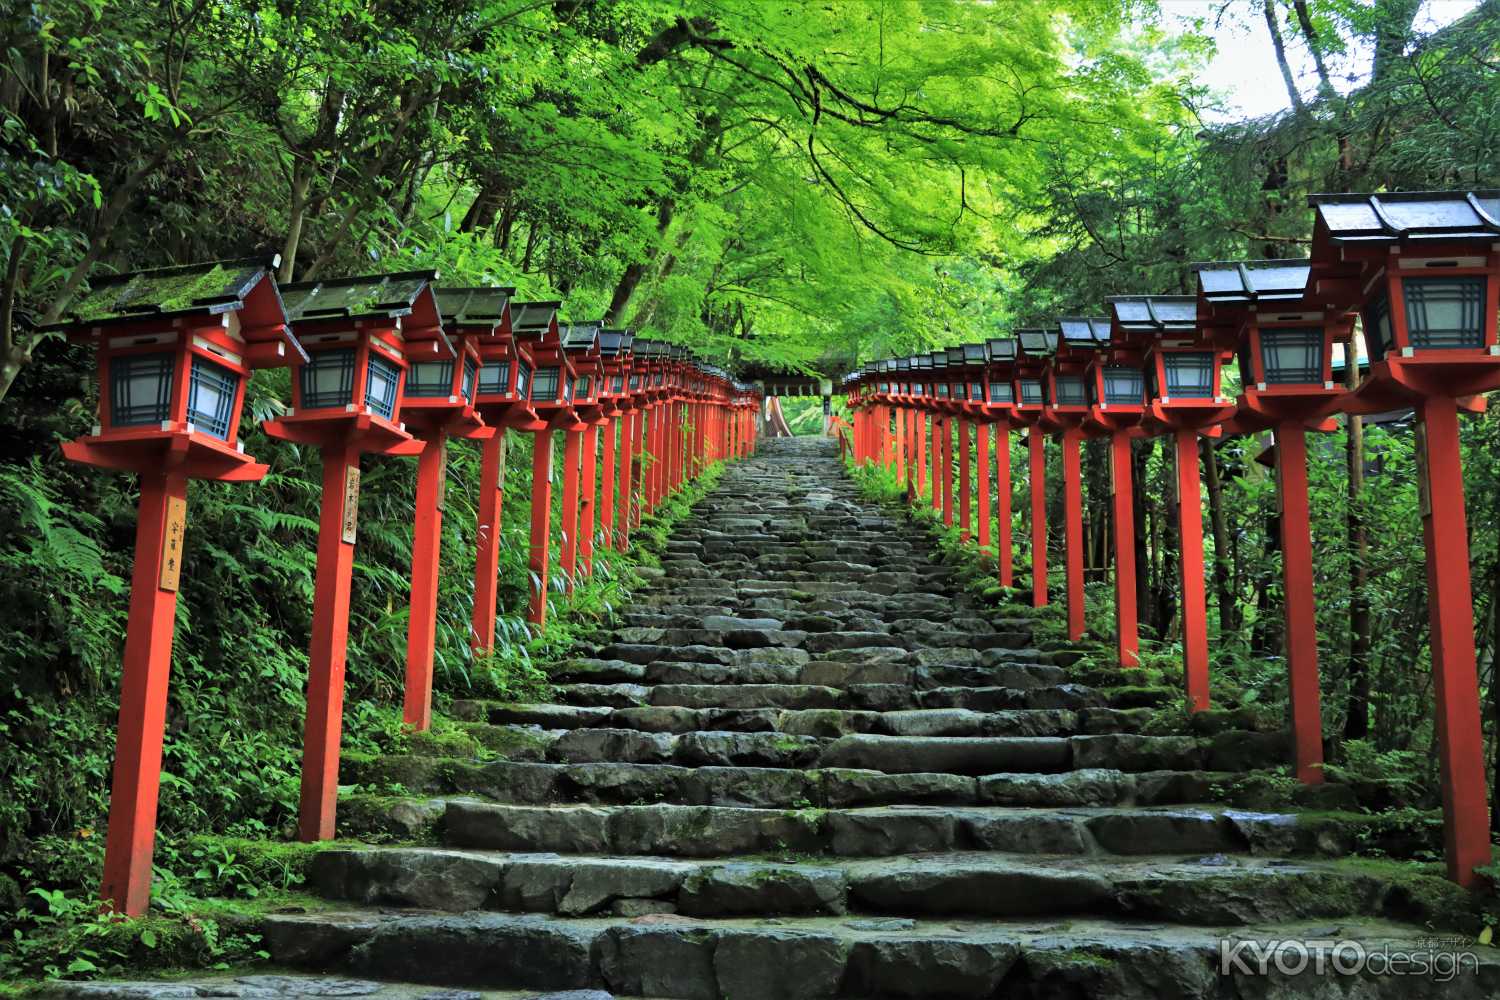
953 382 967 400
364 354 401 420
563 372 575 402
533 365 561 402
110 352 175 427
630 374 643 390
1102 366 1144 405
577 375 592 399
1163 352 1215 398
1362 293 1394 362
186 355 238 440
299 348 355 410
1054 375 1086 406
1403 276 1485 350
1019 379 1044 405
405 360 454 397
988 379 1014 403
970 381 984 400
611 374 625 394
516 359 532 400
1260 327 1323 384
936 383 950 398
478 360 511 396
461 358 478 402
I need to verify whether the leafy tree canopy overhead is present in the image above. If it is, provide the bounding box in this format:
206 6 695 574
2 0 1496 399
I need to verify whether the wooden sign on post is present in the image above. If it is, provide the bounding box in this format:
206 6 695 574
341 466 361 544
159 496 187 592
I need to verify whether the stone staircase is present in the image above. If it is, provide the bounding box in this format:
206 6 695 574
250 437 1496 998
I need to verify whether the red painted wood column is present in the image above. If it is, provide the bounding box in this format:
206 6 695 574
1274 423 1323 783
996 427 1013 588
617 410 635 550
895 407 906 482
291 448 358 847
976 422 992 552
403 431 449 729
632 406 646 527
579 424 598 578
1110 431 1138 668
1174 428 1210 712
526 431 555 626
470 431 506 653
914 412 926 501
99 466 189 914
930 416 942 513
1028 430 1047 607
942 417 955 527
600 418 616 549
560 429 582 589
1417 395 1491 886
957 419 972 540
1061 429 1085 641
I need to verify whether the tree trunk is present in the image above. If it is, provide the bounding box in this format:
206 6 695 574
1263 0 1307 114
280 162 314 282
1344 359 1372 740
605 197 676 324
1202 438 1237 637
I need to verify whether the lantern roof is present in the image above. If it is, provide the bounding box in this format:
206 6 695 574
961 343 987 364
434 285 515 329
599 328 633 357
282 270 438 324
1309 190 1500 244
46 256 285 330
913 353 934 370
561 322 602 352
510 301 562 339
1107 295 1197 334
986 337 1017 362
634 339 664 359
1015 328 1056 356
894 357 911 371
928 350 948 369
1057 317 1110 346
1191 261 1311 304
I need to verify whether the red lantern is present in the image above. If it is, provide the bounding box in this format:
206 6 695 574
1307 191 1500 887
45 257 300 916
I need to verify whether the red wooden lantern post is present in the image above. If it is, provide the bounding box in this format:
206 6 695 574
560 324 605 587
596 329 635 551
906 356 928 501
1109 295 1236 711
1043 319 1108 641
1013 330 1055 608
983 338 1020 588
445 288 540 655
1308 190 1500 885
261 271 448 842
1194 259 1354 783
49 258 301 915
945 347 973 539
395 289 488 730
1087 317 1150 669
954 348 992 550
509 302 570 626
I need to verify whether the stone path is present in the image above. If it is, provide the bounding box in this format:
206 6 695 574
51 438 1500 998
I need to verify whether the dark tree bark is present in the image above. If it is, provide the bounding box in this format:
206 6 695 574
1202 438 1238 637
1344 357 1372 740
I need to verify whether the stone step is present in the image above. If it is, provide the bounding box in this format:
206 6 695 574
309 846 1458 927
260 908 1500 999
469 705 1120 738
440 800 1334 859
344 756 1239 809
